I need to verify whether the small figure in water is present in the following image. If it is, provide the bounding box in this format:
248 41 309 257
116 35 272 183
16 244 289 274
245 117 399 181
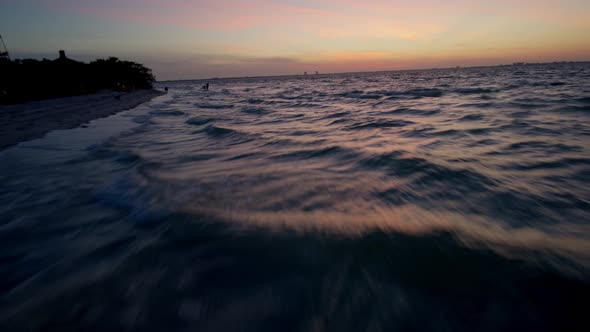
202 83 209 91
164 86 168 93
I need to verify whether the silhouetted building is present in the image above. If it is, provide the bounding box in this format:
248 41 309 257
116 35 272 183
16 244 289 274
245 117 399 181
53 50 83 66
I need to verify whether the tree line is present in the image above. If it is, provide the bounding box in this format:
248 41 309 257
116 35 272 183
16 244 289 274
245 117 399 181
0 54 156 104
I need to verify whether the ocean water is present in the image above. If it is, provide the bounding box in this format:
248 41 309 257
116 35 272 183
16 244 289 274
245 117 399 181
1 63 590 331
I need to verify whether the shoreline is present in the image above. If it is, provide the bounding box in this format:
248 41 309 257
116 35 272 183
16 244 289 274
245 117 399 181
0 89 165 150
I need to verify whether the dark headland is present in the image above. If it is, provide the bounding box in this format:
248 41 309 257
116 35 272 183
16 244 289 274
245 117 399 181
0 51 164 149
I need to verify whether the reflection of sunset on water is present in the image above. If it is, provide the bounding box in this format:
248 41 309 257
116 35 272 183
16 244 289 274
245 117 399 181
1 1 590 330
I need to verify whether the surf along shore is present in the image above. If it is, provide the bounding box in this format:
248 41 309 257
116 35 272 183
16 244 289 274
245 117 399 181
0 89 164 150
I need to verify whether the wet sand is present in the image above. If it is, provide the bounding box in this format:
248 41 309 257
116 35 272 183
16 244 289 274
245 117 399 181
0 89 165 150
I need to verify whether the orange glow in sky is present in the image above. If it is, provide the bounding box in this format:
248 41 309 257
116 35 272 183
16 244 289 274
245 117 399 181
1 0 589 79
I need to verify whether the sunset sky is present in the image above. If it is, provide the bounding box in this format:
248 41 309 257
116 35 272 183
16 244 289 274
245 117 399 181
2 0 589 80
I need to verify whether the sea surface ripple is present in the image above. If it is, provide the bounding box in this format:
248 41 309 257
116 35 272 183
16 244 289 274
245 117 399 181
1 63 590 331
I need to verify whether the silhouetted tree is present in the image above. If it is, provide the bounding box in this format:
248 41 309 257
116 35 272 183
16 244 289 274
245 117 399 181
89 57 155 91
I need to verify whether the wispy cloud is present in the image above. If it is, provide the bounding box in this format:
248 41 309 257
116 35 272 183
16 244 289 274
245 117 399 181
311 21 447 41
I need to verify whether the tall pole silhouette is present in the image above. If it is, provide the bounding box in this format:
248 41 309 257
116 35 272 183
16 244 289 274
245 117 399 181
0 34 10 61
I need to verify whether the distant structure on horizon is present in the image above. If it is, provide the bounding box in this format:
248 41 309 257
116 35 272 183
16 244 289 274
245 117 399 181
54 50 82 65
0 34 10 61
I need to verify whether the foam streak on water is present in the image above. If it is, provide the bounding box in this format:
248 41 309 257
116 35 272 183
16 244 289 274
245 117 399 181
1 63 590 331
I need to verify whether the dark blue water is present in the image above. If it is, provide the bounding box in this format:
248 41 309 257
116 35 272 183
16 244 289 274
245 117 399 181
1 63 590 331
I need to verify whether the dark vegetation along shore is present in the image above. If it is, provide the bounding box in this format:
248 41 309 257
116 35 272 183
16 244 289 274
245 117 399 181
0 50 157 105
0 51 164 149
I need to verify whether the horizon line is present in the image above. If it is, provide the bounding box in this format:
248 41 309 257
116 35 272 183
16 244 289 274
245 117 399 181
157 60 590 83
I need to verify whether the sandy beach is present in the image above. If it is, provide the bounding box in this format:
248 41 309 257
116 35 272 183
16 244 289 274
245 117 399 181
0 89 164 149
